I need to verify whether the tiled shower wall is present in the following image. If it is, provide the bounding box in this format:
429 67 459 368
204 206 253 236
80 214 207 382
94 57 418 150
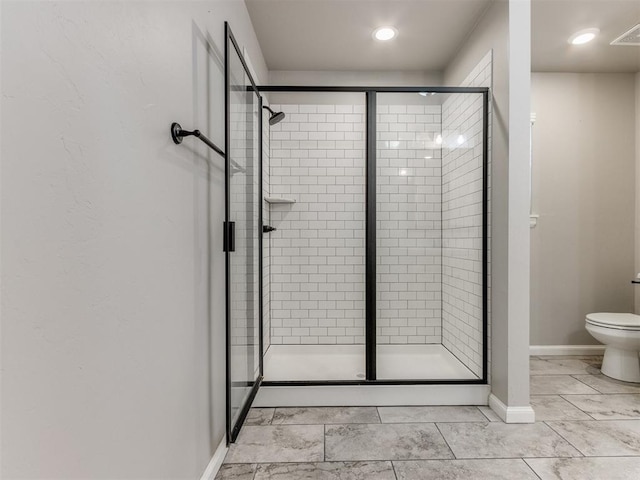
376 103 443 344
441 51 492 377
262 108 271 352
268 103 367 345
229 100 260 353
267 100 446 346
265 71 491 358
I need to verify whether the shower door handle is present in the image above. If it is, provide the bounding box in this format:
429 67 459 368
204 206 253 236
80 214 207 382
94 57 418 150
223 221 235 252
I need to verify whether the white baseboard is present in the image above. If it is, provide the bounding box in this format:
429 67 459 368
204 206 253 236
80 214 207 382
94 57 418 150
489 394 535 423
200 437 228 480
530 345 605 356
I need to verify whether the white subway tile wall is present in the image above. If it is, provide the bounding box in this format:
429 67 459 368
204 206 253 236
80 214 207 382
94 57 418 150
229 99 261 355
262 108 271 352
268 103 367 345
441 51 492 378
376 101 443 345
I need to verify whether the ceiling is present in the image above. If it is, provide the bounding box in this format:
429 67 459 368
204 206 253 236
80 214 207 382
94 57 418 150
245 0 492 71
245 0 640 73
532 0 640 72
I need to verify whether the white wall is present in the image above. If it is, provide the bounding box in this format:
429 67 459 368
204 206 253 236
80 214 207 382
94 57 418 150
1 1 266 478
530 73 636 346
269 70 443 87
444 0 532 414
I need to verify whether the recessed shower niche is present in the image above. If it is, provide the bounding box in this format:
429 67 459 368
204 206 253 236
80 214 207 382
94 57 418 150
259 87 488 384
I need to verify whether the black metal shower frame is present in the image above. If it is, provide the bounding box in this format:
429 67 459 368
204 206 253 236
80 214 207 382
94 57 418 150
256 85 490 388
224 22 264 444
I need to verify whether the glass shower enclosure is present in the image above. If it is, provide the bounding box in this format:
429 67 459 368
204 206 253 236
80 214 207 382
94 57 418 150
220 66 489 440
259 86 488 385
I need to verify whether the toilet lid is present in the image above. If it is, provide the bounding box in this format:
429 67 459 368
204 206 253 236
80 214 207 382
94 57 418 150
586 313 640 330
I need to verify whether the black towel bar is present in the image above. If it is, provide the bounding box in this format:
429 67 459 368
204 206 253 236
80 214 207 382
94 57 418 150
171 122 225 157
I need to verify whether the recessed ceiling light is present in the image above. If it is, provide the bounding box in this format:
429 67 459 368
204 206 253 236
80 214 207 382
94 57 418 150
568 28 599 45
373 26 397 41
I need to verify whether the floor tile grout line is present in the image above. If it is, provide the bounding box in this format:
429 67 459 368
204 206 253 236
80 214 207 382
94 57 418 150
558 394 640 421
558 394 599 420
569 374 607 394
268 408 276 425
536 395 602 398
542 420 586 457
561 392 640 397
433 422 457 460
264 421 388 426
521 458 544 480
452 456 572 460
256 419 494 425
538 418 640 423
323 423 326 462
476 406 499 422
390 460 399 480
227 456 640 465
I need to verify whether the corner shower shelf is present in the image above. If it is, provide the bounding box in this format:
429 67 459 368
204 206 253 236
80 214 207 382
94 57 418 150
265 197 296 205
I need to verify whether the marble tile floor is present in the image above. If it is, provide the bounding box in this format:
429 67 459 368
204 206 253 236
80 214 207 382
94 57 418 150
218 355 640 479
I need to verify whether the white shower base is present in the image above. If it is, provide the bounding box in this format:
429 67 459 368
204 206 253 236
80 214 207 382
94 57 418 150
263 344 478 382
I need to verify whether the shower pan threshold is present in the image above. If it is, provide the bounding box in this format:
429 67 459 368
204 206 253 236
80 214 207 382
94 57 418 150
263 344 478 382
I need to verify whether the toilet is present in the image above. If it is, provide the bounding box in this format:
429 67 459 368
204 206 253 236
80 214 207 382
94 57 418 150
585 313 640 383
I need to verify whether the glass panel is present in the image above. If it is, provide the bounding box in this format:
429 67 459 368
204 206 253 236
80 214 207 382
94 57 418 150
262 92 367 381
227 42 260 430
375 91 483 380
440 91 485 379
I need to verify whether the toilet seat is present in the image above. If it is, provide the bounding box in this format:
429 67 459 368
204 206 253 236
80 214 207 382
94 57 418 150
586 313 640 331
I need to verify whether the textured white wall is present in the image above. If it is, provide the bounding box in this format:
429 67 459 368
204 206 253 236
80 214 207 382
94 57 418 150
1 1 266 478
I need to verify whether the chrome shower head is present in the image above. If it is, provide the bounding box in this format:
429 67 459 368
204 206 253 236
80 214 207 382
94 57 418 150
263 105 286 125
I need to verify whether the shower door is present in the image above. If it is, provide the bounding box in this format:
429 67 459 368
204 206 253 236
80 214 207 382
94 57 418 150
225 23 263 442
